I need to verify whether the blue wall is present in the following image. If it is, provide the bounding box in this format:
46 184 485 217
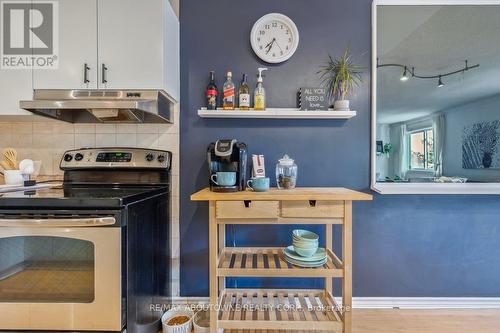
180 0 500 297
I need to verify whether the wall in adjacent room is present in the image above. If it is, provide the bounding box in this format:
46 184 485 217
180 0 500 297
376 124 390 180
442 93 500 181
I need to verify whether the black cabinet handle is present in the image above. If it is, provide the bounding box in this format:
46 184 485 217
83 63 90 84
101 63 108 84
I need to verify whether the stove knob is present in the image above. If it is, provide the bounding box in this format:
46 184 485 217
157 155 165 163
74 153 84 161
145 153 155 162
63 153 73 162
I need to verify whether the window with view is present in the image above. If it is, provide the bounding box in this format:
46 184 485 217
409 129 434 170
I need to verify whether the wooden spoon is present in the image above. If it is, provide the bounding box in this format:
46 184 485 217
0 161 12 170
3 148 17 169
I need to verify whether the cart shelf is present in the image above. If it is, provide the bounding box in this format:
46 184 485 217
217 247 343 278
218 289 343 332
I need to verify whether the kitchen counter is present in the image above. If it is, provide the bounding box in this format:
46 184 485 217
191 187 372 201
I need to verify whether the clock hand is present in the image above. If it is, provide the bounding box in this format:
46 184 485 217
265 38 276 54
274 40 283 52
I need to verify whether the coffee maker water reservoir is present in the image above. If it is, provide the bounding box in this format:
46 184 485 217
207 139 248 192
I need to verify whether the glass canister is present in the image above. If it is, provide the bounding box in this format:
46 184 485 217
276 154 297 190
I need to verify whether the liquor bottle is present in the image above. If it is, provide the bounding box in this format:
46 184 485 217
206 71 218 110
239 74 250 110
222 71 235 110
254 68 268 110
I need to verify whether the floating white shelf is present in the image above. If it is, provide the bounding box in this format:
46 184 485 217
197 107 357 119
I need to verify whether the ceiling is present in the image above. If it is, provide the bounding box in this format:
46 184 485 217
377 5 500 124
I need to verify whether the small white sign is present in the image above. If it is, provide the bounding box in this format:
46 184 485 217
1 0 59 69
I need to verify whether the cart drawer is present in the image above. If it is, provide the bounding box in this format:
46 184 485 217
281 200 344 218
216 201 280 219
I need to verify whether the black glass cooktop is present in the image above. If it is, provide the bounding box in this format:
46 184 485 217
0 184 169 209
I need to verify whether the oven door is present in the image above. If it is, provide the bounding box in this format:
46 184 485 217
0 217 122 331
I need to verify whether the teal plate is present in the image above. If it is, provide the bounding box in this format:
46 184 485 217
283 256 328 268
283 246 327 262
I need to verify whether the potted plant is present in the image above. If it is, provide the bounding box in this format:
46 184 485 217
318 47 364 111
383 143 393 156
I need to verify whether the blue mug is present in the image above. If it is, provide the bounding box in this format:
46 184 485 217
211 172 237 186
247 177 270 192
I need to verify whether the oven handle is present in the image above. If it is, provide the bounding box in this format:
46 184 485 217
0 217 116 227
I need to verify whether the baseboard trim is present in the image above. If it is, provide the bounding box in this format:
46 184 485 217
342 297 500 309
173 296 500 309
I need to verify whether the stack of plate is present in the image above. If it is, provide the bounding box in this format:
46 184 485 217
283 246 327 268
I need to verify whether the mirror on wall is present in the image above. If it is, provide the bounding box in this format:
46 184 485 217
372 2 500 194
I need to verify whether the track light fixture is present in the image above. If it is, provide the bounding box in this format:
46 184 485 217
438 76 444 88
400 66 409 81
377 59 479 88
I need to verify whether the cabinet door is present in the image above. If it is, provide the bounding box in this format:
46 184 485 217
33 0 98 89
97 0 169 91
0 70 32 116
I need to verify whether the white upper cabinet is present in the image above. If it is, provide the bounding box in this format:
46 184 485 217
0 71 32 116
0 0 178 117
97 0 179 100
33 0 98 89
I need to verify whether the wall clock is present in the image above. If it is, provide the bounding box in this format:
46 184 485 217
250 13 299 64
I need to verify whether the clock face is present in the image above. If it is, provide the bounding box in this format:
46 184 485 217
250 13 299 64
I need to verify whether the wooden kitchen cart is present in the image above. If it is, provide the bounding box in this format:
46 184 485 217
191 187 373 333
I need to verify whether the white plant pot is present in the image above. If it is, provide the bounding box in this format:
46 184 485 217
333 100 350 111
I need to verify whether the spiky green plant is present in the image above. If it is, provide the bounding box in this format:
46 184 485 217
317 47 364 104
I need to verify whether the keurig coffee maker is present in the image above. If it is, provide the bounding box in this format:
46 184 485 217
207 139 248 192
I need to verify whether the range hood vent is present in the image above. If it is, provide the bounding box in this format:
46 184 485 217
20 89 175 123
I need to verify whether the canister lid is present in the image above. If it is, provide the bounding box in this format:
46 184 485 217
278 154 295 166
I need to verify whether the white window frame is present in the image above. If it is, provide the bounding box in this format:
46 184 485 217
408 128 434 171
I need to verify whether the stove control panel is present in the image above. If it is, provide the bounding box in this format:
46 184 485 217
60 148 171 170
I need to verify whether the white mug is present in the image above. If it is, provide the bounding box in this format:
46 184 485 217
4 170 23 185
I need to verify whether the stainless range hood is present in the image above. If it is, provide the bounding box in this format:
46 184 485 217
20 89 175 123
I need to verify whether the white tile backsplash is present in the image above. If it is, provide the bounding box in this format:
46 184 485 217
0 133 12 147
0 123 12 133
171 195 179 220
0 119 181 296
74 124 96 134
12 133 33 148
136 124 159 134
158 123 178 135
117 124 138 133
171 237 180 258
32 133 53 148
33 123 54 134
52 134 75 150
53 123 75 134
116 133 137 147
158 133 179 153
137 133 159 149
14 123 33 134
95 124 116 134
75 133 96 148
95 133 116 147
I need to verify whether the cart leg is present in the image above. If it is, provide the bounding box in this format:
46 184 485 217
209 201 218 333
218 223 226 292
343 201 353 333
325 223 333 295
